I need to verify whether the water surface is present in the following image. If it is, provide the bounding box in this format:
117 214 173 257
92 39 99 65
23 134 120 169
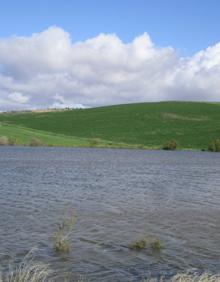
0 147 219 281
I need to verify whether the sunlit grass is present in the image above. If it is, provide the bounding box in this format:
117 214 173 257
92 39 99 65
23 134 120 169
0 123 142 149
1 102 220 150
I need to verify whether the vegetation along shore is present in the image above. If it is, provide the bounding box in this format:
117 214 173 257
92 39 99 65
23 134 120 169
0 101 220 151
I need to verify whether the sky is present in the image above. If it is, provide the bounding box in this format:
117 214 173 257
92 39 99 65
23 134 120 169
0 0 220 110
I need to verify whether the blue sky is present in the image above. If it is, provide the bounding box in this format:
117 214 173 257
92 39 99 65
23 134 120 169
0 0 220 55
0 0 220 110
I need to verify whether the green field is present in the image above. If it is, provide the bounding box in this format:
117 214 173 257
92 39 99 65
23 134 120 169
0 101 220 150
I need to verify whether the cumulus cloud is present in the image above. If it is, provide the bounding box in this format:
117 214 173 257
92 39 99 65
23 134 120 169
0 26 220 110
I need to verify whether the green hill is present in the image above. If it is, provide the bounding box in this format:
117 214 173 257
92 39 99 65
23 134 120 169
0 102 220 150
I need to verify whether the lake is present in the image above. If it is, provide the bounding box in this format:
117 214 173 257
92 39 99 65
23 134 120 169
0 147 219 281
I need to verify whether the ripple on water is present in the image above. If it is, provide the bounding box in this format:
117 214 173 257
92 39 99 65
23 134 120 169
0 147 220 281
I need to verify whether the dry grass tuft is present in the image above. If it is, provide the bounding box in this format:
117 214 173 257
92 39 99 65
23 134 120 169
173 273 220 282
145 273 220 282
0 252 219 282
0 250 52 282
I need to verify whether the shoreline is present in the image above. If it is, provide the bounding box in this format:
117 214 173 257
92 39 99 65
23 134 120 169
0 143 214 152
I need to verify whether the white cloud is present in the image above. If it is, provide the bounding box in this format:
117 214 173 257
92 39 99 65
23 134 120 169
8 92 29 103
0 26 220 111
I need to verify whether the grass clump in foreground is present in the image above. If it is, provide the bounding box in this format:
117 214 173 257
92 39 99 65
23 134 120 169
162 140 178 150
53 211 77 253
0 250 87 282
0 252 219 282
129 237 164 251
208 139 220 152
0 250 52 282
145 273 220 282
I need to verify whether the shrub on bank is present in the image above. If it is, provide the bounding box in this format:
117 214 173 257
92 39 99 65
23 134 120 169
89 139 99 147
208 139 220 152
29 137 44 146
0 136 18 146
162 139 178 150
0 136 9 145
8 136 18 145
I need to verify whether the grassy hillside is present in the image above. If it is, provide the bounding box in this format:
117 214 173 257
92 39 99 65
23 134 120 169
0 101 220 149
0 123 134 148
